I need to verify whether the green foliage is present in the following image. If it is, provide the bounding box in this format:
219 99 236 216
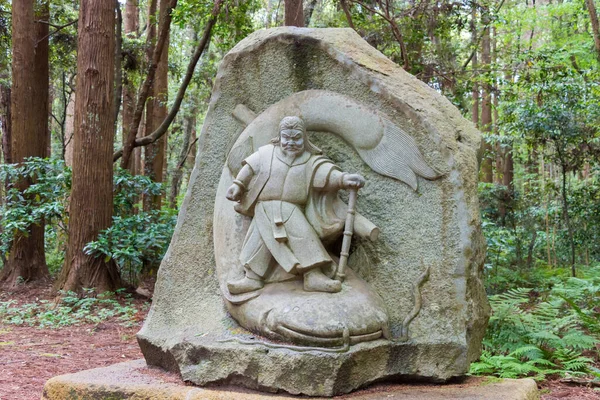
0 160 176 285
82 169 177 283
84 209 177 284
0 158 71 262
470 270 600 380
0 289 140 328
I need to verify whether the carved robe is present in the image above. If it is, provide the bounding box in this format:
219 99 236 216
234 144 345 277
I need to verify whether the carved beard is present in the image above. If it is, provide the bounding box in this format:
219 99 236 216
281 143 304 156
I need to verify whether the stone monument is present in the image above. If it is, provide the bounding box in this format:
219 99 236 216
137 27 490 397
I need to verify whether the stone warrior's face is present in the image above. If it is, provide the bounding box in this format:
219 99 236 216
280 128 305 157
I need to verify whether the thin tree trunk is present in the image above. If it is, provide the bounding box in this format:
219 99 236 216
285 0 304 26
471 5 479 127
56 0 121 293
304 0 317 26
0 85 10 267
122 0 139 172
114 0 123 127
114 0 222 161
584 0 600 62
120 0 177 169
559 162 576 277
143 0 169 211
0 85 10 165
479 7 493 183
64 92 75 167
340 0 356 30
1 0 50 286
526 231 537 268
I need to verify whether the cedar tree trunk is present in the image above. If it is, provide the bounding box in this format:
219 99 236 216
123 0 140 173
143 0 168 211
479 9 493 183
1 0 50 286
285 0 304 27
56 0 120 293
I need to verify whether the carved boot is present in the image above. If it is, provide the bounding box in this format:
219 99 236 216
304 267 342 293
227 269 264 294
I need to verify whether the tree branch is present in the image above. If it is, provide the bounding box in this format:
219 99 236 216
461 0 506 70
114 0 223 162
36 19 78 45
117 0 178 167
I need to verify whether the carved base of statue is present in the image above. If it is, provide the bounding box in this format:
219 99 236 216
223 268 389 348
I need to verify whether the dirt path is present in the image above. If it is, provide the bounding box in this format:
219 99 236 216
0 283 147 400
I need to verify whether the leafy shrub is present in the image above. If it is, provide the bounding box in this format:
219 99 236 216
0 159 176 284
84 210 177 284
0 158 71 262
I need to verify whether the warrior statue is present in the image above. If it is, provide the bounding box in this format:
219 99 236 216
225 116 366 294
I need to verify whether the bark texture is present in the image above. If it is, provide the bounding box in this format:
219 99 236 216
470 6 479 128
57 0 120 292
479 9 493 183
123 0 140 173
285 0 304 27
0 85 10 165
1 0 50 286
585 0 600 62
143 0 169 211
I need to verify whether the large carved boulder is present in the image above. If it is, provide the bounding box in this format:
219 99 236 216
138 27 489 397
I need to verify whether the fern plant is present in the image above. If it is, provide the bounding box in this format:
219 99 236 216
471 268 600 380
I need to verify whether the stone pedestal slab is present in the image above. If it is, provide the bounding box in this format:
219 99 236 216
42 360 539 400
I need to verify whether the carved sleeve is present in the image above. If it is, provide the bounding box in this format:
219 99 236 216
235 164 254 190
236 151 260 188
312 161 343 191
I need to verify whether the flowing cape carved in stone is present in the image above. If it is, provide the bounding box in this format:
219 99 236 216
227 90 441 191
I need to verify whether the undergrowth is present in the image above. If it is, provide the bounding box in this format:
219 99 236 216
470 266 600 381
0 289 140 328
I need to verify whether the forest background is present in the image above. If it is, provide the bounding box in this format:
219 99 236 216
1 0 600 389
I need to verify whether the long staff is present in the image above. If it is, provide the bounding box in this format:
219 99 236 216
335 188 358 281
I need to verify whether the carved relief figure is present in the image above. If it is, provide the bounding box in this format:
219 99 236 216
225 116 367 294
216 90 440 348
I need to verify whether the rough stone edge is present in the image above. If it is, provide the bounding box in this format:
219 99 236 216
137 27 490 395
42 360 540 400
140 24 488 343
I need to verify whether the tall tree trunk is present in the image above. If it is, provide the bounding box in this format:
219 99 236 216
114 0 123 127
584 0 600 62
1 0 50 286
471 5 479 127
64 92 76 167
123 0 140 173
56 0 120 293
0 85 10 166
0 85 10 267
304 0 317 26
285 0 304 26
479 8 493 183
143 0 168 211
